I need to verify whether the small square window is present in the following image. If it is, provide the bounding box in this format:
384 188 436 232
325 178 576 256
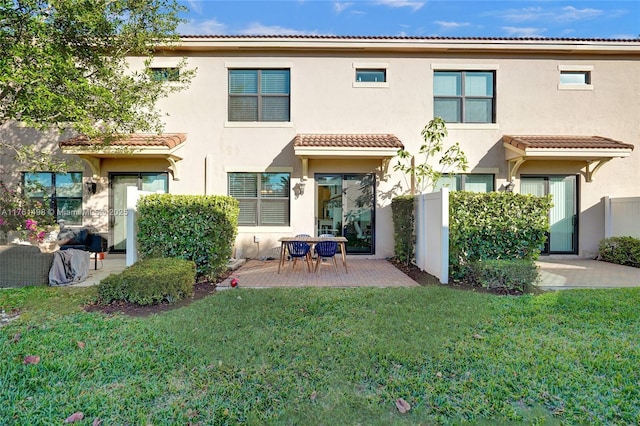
560 71 591 85
149 67 180 82
356 69 386 83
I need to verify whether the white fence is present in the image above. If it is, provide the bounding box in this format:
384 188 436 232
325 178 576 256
603 196 640 238
415 188 449 284
126 186 165 266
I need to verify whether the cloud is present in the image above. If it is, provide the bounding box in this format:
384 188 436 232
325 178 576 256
375 0 425 12
334 2 353 14
486 6 604 24
178 19 226 35
239 22 323 36
501 26 547 37
556 6 603 22
184 0 203 15
434 21 471 29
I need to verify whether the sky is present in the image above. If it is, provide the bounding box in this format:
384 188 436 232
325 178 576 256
177 0 639 39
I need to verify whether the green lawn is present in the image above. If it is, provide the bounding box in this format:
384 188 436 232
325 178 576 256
1 285 638 425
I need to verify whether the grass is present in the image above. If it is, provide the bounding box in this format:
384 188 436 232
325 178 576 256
1 285 639 425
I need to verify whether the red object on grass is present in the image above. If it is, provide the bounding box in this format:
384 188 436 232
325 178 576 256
230 278 239 288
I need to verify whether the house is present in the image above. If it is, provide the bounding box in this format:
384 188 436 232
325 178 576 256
2 36 638 259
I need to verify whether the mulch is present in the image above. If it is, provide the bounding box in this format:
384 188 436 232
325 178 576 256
85 258 521 317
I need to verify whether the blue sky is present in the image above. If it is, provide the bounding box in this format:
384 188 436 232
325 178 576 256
177 0 639 39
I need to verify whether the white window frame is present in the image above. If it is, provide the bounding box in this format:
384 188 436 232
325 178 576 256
558 65 594 91
225 62 293 127
353 62 389 88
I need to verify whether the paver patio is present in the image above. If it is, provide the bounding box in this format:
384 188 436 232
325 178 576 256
74 254 639 290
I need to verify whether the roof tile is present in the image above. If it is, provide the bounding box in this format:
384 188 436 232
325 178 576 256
503 135 634 151
59 133 187 149
294 134 403 149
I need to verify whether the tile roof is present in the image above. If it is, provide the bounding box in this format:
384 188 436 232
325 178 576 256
59 133 187 149
181 35 638 43
503 135 634 151
294 134 404 149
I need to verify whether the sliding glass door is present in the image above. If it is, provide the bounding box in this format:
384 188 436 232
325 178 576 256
316 174 375 254
110 173 168 251
521 175 578 254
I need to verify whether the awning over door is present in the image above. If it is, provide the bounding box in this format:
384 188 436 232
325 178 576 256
503 135 634 182
293 134 404 179
59 133 187 180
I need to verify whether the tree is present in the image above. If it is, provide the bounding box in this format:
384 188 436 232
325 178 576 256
1 0 194 138
394 117 469 194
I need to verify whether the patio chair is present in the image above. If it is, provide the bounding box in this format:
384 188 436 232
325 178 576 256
286 240 312 272
314 239 339 275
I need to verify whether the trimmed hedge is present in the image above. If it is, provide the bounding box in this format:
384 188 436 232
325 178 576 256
391 195 415 264
137 194 239 279
468 259 539 293
598 236 640 268
98 257 196 305
449 191 552 280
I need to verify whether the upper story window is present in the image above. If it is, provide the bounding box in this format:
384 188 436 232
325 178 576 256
356 69 386 83
434 174 495 193
560 71 591 85
228 172 290 226
228 69 290 122
434 71 495 123
149 67 180 82
558 65 593 91
23 172 84 225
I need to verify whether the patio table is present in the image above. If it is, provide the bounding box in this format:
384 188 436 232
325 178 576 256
278 236 348 274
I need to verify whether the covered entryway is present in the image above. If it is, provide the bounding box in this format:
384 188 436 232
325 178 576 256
293 134 404 255
521 175 578 254
110 172 168 251
316 173 375 254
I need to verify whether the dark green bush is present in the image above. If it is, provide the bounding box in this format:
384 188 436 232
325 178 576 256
468 259 539 293
450 191 552 280
391 195 415 264
98 257 196 306
137 194 239 279
598 237 640 268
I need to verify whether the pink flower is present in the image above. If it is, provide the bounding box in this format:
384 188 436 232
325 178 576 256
0 217 5 226
25 219 38 231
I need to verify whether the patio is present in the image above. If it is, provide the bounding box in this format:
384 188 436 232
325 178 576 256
219 258 419 288
73 254 640 290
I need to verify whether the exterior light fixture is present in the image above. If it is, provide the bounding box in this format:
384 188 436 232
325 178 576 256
85 180 97 195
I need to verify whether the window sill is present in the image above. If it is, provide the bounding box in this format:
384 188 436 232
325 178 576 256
225 121 294 128
557 84 594 91
238 226 292 232
444 123 500 130
353 82 389 88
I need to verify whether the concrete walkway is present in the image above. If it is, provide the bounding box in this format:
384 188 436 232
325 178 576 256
73 253 127 287
536 258 640 290
72 254 639 291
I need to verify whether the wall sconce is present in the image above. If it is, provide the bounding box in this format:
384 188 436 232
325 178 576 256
504 181 515 193
293 179 306 199
85 180 97 195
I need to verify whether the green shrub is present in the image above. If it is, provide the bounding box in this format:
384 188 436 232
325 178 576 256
449 191 552 280
137 194 239 279
468 259 539 293
598 237 640 268
98 257 196 305
391 195 415 264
